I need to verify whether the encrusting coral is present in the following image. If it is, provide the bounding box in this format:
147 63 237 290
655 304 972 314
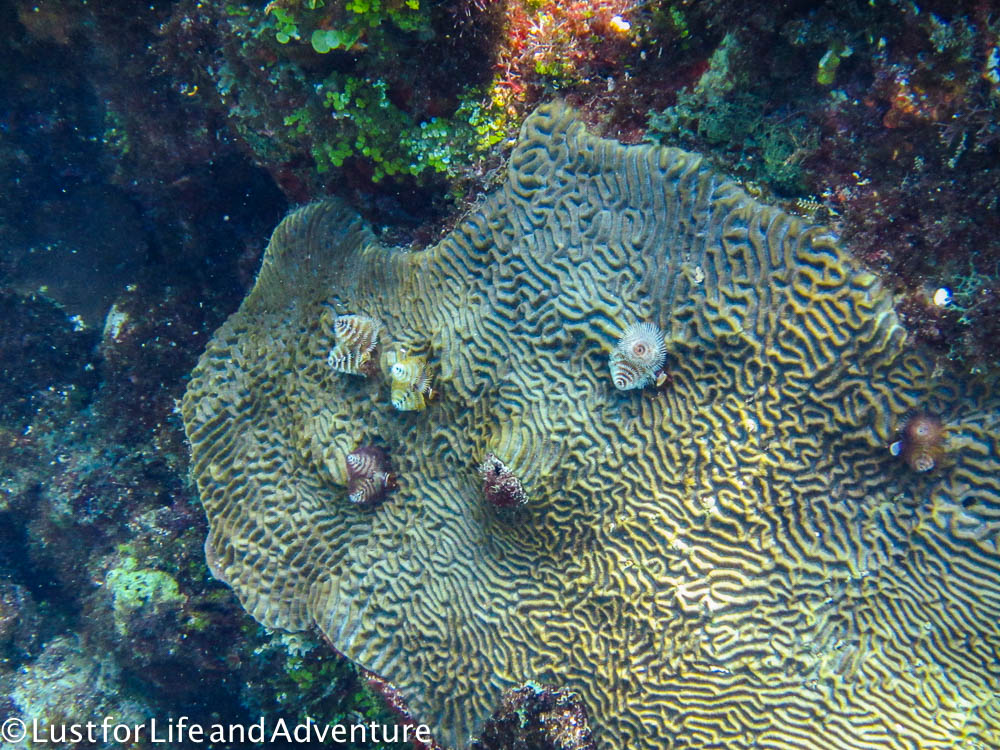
182 103 1000 749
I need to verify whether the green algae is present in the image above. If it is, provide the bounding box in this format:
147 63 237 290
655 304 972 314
213 1 512 189
815 43 851 86
285 77 510 181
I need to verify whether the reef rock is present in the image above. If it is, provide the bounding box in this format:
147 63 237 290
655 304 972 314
182 103 1000 748
470 683 596 750
0 583 41 662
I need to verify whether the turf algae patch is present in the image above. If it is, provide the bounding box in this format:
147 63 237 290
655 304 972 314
182 103 1000 748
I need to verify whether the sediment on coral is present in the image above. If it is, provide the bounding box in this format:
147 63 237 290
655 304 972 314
183 102 1000 749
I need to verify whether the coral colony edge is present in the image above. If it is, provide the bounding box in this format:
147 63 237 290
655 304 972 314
182 102 1000 748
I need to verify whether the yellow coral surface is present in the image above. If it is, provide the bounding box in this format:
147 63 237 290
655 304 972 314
182 103 1000 749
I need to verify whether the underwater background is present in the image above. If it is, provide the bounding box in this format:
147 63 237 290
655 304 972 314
1 1 999 749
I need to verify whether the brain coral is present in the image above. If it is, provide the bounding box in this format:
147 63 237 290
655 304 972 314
182 103 1000 748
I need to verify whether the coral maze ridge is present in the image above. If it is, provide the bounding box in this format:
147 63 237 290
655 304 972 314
182 102 1000 748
